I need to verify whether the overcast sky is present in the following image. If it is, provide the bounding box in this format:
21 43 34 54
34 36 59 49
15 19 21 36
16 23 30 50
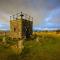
0 0 60 30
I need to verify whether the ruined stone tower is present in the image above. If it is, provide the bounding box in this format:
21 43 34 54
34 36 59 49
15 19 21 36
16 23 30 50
10 12 33 39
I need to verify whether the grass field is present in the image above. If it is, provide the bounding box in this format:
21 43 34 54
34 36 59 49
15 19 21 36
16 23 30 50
19 32 60 60
0 32 60 60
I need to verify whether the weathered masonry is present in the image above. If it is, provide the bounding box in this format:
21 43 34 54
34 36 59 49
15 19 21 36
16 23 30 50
10 12 33 39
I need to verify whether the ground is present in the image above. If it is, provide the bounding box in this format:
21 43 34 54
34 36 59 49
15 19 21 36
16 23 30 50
0 32 60 60
19 32 60 60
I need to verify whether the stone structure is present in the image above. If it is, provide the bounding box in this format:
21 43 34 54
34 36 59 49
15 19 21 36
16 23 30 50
0 12 33 53
9 12 33 39
0 12 33 39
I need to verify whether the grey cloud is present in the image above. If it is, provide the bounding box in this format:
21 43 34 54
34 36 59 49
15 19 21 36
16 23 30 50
0 0 60 30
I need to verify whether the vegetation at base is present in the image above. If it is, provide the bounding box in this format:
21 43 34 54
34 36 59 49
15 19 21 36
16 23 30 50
0 36 19 60
0 36 18 48
19 33 60 60
0 32 60 60
6 37 17 46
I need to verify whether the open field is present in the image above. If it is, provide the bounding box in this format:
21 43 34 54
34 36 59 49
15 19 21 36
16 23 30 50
0 32 60 60
20 32 60 60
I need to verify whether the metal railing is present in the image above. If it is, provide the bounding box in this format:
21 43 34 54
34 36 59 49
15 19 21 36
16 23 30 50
10 12 33 21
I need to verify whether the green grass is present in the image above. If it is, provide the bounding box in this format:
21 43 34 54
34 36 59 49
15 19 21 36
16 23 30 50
0 33 60 60
0 47 17 60
0 36 19 60
19 34 60 60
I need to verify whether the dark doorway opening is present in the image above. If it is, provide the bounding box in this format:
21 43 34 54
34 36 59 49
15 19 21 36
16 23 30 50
25 28 30 38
